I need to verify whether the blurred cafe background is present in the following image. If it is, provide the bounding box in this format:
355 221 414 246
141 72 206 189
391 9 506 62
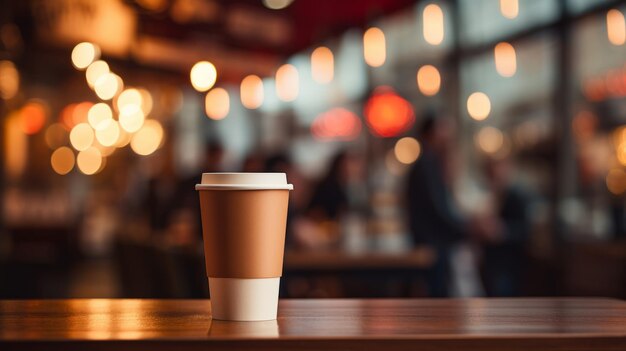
0 0 625 300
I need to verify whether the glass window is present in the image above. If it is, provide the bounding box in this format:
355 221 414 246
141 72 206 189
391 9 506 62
459 0 559 47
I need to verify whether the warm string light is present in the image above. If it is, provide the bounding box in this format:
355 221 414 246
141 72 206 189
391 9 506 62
275 64 299 101
95 120 121 147
45 124 68 149
87 103 113 131
494 42 517 77
607 9 626 46
363 27 386 67
240 75 264 109
131 120 164 156
119 104 145 133
66 43 164 176
417 65 441 96
500 0 519 19
467 92 491 120
606 168 626 194
51 147 75 175
205 87 230 120
71 42 100 70
394 137 421 164
475 126 504 154
190 61 217 92
311 46 334 83
94 73 123 100
0 60 19 100
86 60 109 88
19 100 47 135
69 123 94 151
263 0 293 10
311 108 361 141
77 146 103 175
423 4 444 45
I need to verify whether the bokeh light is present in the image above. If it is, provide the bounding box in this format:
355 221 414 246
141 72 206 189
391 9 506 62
0 60 19 100
130 120 164 156
500 0 519 19
311 108 361 141
116 88 143 112
87 103 113 131
94 141 116 157
71 42 100 70
94 73 122 100
69 123 95 151
19 100 47 135
616 144 626 166
606 168 626 194
394 137 421 164
190 61 217 92
115 128 132 148
363 27 386 67
467 92 491 120
240 75 264 109
475 126 504 154
95 120 121 147
72 101 93 126
311 46 334 84
137 88 153 115
119 105 145 133
60 104 78 130
263 0 293 10
50 146 75 175
364 87 415 137
76 147 103 175
417 65 441 96
494 42 516 77
607 9 626 46
276 64 299 102
423 4 444 45
45 123 68 149
205 87 230 120
86 60 109 88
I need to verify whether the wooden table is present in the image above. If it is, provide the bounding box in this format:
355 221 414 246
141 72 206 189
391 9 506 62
1 298 624 351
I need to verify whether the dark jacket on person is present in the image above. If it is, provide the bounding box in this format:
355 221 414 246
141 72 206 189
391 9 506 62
406 145 464 297
407 146 464 246
482 185 530 297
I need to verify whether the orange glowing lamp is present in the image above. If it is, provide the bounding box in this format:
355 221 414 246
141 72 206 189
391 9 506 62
311 108 361 141
364 87 415 137
20 101 47 135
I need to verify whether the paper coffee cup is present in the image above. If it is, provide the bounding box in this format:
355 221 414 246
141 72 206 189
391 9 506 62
196 173 292 321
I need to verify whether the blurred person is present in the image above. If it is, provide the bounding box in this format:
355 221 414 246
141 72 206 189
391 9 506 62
171 141 225 244
307 152 350 221
406 115 465 297
264 153 311 249
241 152 265 173
294 151 356 250
474 156 531 297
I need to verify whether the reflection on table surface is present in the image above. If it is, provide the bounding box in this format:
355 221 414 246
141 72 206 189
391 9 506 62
0 298 624 340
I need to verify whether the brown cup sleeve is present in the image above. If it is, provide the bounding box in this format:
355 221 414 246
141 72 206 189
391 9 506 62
199 189 289 278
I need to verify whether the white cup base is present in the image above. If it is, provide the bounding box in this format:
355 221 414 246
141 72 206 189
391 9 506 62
208 277 280 321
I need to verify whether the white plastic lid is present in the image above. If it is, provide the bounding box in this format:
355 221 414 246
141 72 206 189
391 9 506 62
195 172 293 190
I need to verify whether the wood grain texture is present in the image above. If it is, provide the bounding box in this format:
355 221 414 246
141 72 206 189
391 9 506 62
0 298 625 351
